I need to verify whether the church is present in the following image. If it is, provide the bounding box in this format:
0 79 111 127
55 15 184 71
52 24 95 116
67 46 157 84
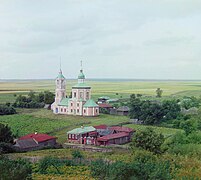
51 66 99 117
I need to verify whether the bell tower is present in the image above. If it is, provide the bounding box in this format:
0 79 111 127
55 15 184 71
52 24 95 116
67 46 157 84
55 68 66 104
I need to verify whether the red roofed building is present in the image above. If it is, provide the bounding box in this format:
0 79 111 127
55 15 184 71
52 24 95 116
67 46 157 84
93 124 108 130
14 133 57 152
97 132 130 146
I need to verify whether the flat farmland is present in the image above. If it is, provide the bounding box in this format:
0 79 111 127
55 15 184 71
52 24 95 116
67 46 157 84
1 79 201 103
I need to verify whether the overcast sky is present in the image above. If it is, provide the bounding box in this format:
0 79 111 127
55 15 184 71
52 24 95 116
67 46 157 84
0 0 201 80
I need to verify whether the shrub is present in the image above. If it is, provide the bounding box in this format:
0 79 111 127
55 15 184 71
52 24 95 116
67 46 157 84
131 128 165 154
0 156 32 180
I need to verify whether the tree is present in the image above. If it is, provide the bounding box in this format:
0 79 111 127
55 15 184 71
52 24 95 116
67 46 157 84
131 128 165 154
162 100 181 120
0 123 14 143
156 88 163 98
44 91 55 104
129 94 142 119
0 156 32 180
0 104 16 115
180 120 197 135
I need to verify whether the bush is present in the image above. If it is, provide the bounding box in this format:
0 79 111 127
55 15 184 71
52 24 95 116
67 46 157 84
131 128 165 154
0 104 16 115
0 123 14 143
71 150 83 159
0 156 32 180
0 142 15 154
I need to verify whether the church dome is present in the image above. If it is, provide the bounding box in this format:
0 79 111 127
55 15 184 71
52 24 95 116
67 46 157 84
78 70 85 79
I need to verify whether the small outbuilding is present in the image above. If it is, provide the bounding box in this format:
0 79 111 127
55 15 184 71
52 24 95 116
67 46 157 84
14 133 57 152
116 106 130 116
97 132 130 146
67 126 97 145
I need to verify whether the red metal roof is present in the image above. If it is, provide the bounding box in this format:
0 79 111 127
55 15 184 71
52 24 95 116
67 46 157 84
93 124 108 129
19 133 57 143
98 103 113 108
97 132 129 141
109 126 134 133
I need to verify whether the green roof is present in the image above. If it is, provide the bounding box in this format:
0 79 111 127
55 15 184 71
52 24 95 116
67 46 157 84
58 98 70 106
67 126 96 135
72 83 91 89
83 99 99 108
57 73 65 79
78 70 85 79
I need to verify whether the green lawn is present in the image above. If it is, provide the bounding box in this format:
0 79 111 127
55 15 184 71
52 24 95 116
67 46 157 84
0 109 129 143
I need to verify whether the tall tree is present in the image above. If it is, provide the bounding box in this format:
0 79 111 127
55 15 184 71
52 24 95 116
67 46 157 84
156 88 163 98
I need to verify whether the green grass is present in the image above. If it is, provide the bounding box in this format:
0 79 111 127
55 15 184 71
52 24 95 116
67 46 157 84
1 80 201 103
0 109 129 143
124 124 183 137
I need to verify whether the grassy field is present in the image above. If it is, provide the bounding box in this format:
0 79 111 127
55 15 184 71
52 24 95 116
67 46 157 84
1 80 201 104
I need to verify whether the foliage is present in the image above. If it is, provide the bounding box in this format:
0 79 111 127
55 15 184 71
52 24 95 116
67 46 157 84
131 128 165 154
0 142 15 154
180 119 197 135
129 94 181 124
71 150 83 159
90 152 176 180
13 91 54 108
0 104 16 115
180 96 201 110
0 156 32 180
0 123 14 143
156 88 163 98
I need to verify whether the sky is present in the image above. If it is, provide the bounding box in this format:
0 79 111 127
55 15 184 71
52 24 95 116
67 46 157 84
0 0 201 80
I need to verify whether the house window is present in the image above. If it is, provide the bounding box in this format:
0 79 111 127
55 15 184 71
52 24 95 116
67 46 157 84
61 108 63 112
72 134 74 139
75 135 77 139
68 134 71 139
77 103 79 107
96 109 98 113
71 103 73 106
77 109 79 113
64 109 66 112
84 109 86 113
71 109 73 113
74 92 76 98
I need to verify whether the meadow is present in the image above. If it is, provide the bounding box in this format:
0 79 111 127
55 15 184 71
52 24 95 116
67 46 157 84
1 79 201 104
1 79 201 179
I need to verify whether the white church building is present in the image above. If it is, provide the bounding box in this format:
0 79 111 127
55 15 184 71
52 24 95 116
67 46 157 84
51 67 99 117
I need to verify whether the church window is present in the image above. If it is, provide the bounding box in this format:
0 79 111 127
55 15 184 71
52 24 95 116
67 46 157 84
74 92 76 98
77 103 79 107
71 109 73 113
64 109 66 112
77 109 79 113
71 103 73 106
61 108 63 112
80 92 83 98
86 92 89 99
84 109 86 113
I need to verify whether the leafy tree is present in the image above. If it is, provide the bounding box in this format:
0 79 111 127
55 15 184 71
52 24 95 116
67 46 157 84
0 156 32 180
129 94 142 119
0 104 16 115
0 123 14 143
162 99 181 120
90 159 110 179
44 91 55 104
71 150 83 159
131 128 165 154
156 88 163 98
38 157 62 174
180 120 197 135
